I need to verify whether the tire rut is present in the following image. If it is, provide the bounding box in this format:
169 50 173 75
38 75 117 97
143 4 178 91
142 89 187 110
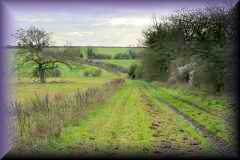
151 89 237 157
137 85 209 157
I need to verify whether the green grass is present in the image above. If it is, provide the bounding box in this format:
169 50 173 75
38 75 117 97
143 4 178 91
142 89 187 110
49 80 154 155
43 80 217 156
100 59 138 69
92 47 143 56
136 81 215 153
12 47 129 103
10 45 231 155
13 50 127 103
10 79 125 155
10 77 229 155
152 83 229 117
14 62 126 103
9 47 144 59
16 61 117 78
142 81 232 144
15 78 108 103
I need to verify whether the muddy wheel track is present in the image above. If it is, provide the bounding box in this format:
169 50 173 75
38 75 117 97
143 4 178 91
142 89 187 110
138 83 237 157
137 86 209 157
154 91 237 157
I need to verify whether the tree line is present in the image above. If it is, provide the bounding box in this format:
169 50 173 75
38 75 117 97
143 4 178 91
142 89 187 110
129 5 238 94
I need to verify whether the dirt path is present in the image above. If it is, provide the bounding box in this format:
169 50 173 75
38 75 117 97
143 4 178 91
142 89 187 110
140 81 237 157
48 80 234 158
136 81 218 157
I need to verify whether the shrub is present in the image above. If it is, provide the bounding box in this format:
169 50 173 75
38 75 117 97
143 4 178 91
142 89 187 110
128 64 143 79
85 47 112 59
128 49 137 59
135 64 144 79
92 69 102 77
63 47 83 58
86 47 95 59
141 6 234 93
83 68 102 77
114 53 131 59
83 70 90 77
94 54 112 59
128 64 137 79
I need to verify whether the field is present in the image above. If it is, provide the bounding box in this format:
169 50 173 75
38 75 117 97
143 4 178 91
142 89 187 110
8 47 236 158
12 50 126 103
9 47 144 57
83 47 143 56
100 59 138 69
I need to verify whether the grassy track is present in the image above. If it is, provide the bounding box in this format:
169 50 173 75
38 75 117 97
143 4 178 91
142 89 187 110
44 80 222 157
152 83 229 117
50 81 154 156
141 81 233 145
135 81 217 155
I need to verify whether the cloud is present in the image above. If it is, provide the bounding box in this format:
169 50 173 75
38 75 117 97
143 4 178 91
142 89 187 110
93 16 152 27
60 31 94 37
68 32 83 37
50 31 96 46
12 13 153 46
81 31 95 36
109 17 151 27
15 15 55 22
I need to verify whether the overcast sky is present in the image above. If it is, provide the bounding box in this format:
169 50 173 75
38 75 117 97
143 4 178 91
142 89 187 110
3 0 237 47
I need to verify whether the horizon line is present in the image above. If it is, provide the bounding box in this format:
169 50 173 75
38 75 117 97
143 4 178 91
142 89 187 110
5 45 146 48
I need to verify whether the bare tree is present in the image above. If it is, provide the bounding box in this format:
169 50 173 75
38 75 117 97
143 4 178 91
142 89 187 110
15 26 72 83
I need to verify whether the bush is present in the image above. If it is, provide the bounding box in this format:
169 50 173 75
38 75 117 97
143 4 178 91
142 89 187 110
86 47 112 59
83 68 102 77
128 49 137 59
114 53 131 59
135 64 144 79
83 70 90 77
86 47 95 59
93 69 102 77
79 52 84 58
128 64 143 79
113 50 137 59
94 54 112 59
63 47 83 58
141 6 233 93
193 63 224 93
128 64 137 79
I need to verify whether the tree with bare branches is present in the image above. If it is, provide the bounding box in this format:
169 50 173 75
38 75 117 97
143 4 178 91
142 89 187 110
15 26 73 83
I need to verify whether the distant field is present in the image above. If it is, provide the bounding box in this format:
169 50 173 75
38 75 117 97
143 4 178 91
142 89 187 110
15 76 123 104
92 47 144 56
8 47 144 57
10 47 131 103
14 61 126 103
16 62 117 78
101 59 139 69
